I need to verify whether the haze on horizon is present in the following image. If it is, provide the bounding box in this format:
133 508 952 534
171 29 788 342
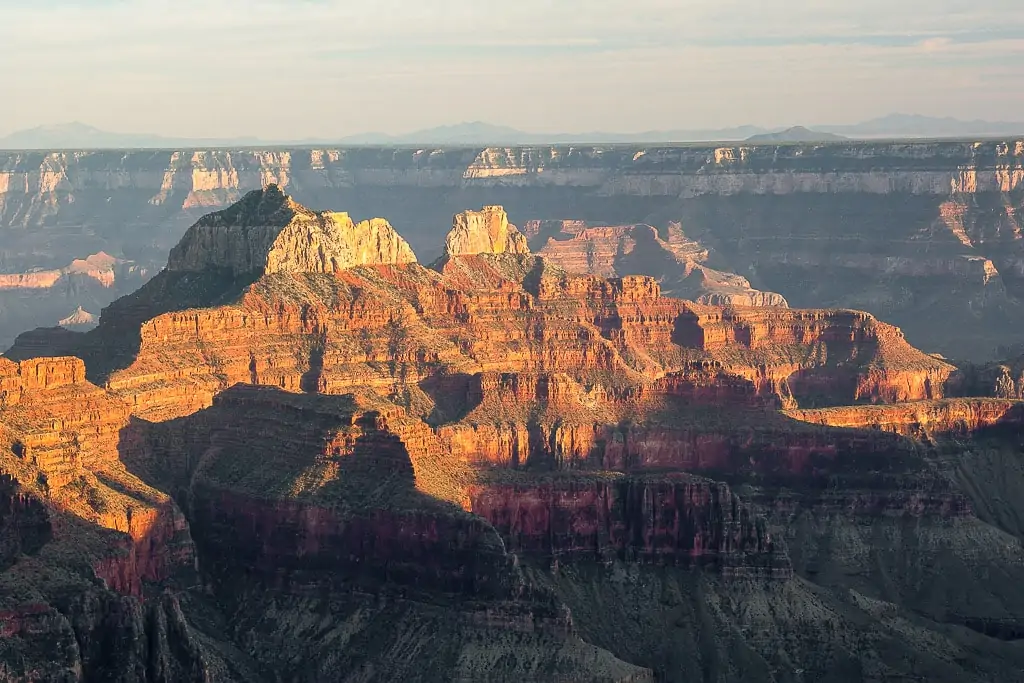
2 0 1023 140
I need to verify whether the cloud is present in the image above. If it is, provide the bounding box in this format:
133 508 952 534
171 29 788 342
1 0 1022 136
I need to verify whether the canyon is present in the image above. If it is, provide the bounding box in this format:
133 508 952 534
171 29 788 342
1 140 1023 359
2 187 1024 681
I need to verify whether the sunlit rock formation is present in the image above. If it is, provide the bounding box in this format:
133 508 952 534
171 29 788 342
4 190 1024 682
439 205 531 261
168 184 416 274
2 140 1024 358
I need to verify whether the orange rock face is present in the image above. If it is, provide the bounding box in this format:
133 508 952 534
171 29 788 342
441 206 530 259
81 261 949 423
0 190 996 671
786 398 1024 437
0 355 194 602
528 220 789 308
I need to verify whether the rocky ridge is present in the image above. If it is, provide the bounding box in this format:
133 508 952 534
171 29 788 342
168 184 416 274
3 188 1024 681
3 141 1024 358
0 252 147 349
58 305 98 328
524 220 790 307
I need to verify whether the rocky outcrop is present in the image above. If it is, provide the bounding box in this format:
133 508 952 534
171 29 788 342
785 398 1024 437
62 264 950 421
674 304 954 405
530 221 789 307
1 194 951 427
59 305 98 328
167 184 416 275
0 356 128 486
0 356 209 681
441 205 530 259
0 356 195 587
3 141 1024 358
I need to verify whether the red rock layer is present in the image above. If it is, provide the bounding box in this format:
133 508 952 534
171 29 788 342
469 474 790 579
0 196 970 601
49 251 949 424
785 398 1024 437
190 489 516 595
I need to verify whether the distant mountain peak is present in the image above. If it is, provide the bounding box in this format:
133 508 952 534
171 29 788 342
745 126 847 143
4 114 1024 150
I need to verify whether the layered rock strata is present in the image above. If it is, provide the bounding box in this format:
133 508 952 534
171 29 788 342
0 252 148 349
168 184 416 274
528 221 789 307
4 189 1024 681
3 141 1024 358
0 361 206 680
441 205 530 259
786 398 1024 437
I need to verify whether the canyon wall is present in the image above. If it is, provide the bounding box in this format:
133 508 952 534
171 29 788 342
2 141 1023 357
5 186 1024 681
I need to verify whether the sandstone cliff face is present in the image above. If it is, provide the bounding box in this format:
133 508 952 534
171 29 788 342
0 354 203 680
529 221 789 307
73 256 950 425
785 398 1024 437
167 184 416 275
7 189 1024 681
0 356 127 487
3 141 1024 359
441 205 531 259
469 473 788 579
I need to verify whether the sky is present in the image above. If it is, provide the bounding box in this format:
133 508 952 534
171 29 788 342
2 0 1023 138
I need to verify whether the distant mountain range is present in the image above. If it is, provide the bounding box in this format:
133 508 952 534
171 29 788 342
0 122 264 150
2 114 1023 149
744 126 847 143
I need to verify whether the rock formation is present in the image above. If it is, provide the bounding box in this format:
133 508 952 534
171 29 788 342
440 205 530 259
0 252 148 349
58 305 97 328
785 397 1024 437
526 220 789 307
2 141 1024 358
4 191 1024 681
167 184 416 275
0 356 204 681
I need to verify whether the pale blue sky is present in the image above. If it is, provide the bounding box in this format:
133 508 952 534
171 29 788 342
2 0 1023 137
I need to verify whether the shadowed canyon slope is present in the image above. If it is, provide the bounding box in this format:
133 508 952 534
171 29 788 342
2 140 1024 358
3 188 1024 681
